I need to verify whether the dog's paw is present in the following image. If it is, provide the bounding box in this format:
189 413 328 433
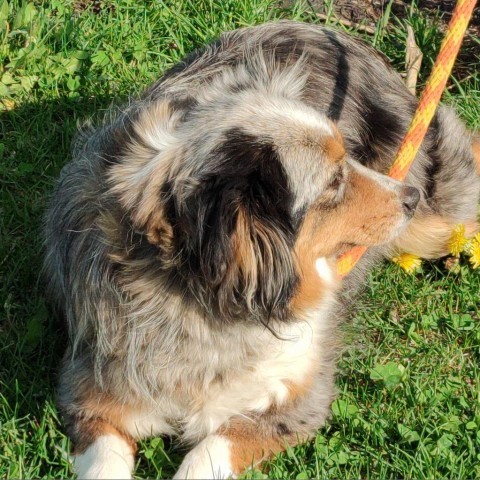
73 434 134 479
173 435 235 479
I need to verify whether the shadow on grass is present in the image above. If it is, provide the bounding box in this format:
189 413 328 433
0 93 116 430
1 93 186 477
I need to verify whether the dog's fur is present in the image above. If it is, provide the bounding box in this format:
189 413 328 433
44 21 480 479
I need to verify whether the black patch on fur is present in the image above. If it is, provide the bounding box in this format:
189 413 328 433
166 128 298 324
352 94 403 167
161 179 176 227
98 108 145 168
424 115 441 205
270 37 307 64
276 422 292 436
170 95 198 113
325 30 350 121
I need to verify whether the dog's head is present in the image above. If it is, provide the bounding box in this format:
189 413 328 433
108 92 419 324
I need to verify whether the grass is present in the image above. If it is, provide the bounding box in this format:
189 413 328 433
1 0 479 478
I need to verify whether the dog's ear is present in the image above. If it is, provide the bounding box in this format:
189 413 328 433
107 100 187 259
472 135 480 175
171 129 298 321
225 205 298 320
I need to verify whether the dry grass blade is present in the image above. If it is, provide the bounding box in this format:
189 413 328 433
316 12 375 34
405 24 423 95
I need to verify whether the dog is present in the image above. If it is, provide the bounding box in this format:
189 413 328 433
44 20 480 479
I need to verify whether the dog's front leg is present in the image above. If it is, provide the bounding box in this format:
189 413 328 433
174 434 236 479
174 415 308 479
72 418 136 480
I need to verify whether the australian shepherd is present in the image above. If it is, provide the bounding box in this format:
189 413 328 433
44 21 480 479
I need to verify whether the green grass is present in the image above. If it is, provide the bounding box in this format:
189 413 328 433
1 0 479 478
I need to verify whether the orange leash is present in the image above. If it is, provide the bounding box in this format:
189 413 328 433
336 0 478 278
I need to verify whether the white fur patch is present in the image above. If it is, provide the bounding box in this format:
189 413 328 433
182 294 336 441
174 435 234 479
123 406 176 438
315 257 334 284
74 434 134 480
283 107 333 134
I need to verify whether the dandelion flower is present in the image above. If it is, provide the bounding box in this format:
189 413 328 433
468 233 480 269
392 253 422 273
448 224 468 256
464 235 476 255
464 240 473 255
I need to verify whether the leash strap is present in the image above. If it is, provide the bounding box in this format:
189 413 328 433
336 0 478 278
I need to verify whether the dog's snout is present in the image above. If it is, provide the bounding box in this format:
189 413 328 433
401 186 420 217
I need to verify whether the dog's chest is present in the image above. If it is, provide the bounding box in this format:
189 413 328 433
180 316 324 439
123 301 335 441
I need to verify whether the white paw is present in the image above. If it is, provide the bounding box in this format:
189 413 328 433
174 435 235 479
74 434 134 479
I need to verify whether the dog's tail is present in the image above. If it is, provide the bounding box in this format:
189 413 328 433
391 135 480 260
391 215 479 260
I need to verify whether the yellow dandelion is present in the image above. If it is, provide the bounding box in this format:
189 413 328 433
468 234 480 269
464 238 473 255
465 231 480 253
0 99 15 111
448 224 468 256
392 253 422 273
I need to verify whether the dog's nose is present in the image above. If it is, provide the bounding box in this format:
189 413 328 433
401 186 420 217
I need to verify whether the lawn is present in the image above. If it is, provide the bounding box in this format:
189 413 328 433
1 0 479 478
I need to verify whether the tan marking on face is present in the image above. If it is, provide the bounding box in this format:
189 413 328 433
320 168 404 248
218 418 306 475
324 124 346 163
472 139 480 175
392 215 480 259
291 213 329 312
292 167 406 313
284 124 345 167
